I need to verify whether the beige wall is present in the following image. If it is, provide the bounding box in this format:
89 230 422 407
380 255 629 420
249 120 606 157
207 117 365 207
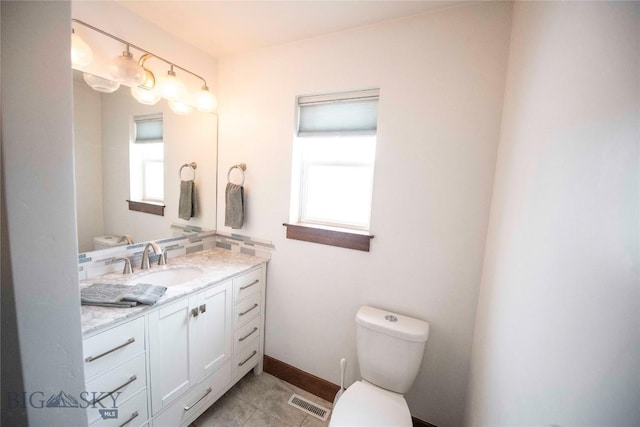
216 3 513 425
466 2 640 425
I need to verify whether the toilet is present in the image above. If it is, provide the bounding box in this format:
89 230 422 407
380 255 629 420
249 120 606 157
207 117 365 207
93 235 126 250
329 306 429 427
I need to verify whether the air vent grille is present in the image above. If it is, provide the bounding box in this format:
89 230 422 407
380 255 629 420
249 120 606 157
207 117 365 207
287 394 330 421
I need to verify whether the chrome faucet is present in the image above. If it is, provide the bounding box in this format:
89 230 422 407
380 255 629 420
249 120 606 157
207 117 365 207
141 242 160 269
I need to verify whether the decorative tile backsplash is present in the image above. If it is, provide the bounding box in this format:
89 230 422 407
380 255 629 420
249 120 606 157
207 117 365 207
78 227 273 281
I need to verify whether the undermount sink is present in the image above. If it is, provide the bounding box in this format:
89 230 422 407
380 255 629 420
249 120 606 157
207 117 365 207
134 267 203 287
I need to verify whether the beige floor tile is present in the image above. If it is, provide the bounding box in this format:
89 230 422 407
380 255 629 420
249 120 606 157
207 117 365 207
301 414 330 427
193 391 255 427
243 408 294 427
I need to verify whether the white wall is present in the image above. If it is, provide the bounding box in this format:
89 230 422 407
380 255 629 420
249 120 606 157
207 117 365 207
465 2 640 426
1 2 87 425
74 80 105 252
217 3 513 425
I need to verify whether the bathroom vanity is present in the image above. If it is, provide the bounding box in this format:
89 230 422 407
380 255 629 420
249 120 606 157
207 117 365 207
80 248 266 427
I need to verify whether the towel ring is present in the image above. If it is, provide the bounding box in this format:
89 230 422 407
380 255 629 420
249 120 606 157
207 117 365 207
227 163 246 186
179 162 197 180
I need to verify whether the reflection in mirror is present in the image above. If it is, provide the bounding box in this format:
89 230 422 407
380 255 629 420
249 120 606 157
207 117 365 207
73 70 218 253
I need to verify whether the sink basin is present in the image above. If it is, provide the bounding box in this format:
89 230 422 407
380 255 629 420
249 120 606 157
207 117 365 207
134 267 203 287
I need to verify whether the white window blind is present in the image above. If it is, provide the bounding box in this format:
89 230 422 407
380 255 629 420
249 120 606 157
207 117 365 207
134 114 163 143
297 89 379 137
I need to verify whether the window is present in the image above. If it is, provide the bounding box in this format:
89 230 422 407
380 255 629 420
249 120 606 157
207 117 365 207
286 89 379 251
128 114 165 215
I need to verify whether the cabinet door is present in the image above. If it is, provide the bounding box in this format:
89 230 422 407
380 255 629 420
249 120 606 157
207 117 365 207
198 280 232 379
148 296 198 414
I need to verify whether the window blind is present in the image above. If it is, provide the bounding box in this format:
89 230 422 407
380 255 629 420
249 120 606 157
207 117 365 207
134 114 163 143
297 89 379 137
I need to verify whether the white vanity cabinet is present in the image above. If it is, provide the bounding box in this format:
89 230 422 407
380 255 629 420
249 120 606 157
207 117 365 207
82 316 149 427
81 262 266 427
148 280 232 415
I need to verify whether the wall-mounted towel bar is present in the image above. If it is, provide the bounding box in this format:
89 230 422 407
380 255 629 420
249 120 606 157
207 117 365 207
227 163 247 186
179 162 197 180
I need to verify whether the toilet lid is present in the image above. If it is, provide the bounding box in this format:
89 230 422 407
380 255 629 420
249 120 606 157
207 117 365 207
329 381 412 427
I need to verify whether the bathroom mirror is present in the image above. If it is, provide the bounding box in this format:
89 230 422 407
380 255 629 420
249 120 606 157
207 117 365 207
73 70 218 253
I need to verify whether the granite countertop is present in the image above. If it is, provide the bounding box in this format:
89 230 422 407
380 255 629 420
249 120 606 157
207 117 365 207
80 248 266 336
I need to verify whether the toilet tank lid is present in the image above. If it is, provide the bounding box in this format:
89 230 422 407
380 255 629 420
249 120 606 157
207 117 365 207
356 306 429 343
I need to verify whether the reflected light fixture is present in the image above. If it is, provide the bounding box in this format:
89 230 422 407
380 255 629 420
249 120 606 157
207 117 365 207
193 85 218 113
169 99 194 115
158 66 186 101
71 30 93 67
71 19 216 115
131 85 161 105
83 73 120 93
109 45 145 86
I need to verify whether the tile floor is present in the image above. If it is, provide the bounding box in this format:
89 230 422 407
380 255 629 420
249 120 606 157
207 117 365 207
192 372 333 427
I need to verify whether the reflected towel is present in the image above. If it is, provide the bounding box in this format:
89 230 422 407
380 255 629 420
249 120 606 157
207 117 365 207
179 180 198 220
224 182 244 229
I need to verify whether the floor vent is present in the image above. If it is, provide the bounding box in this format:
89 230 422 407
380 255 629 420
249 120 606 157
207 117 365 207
287 394 330 421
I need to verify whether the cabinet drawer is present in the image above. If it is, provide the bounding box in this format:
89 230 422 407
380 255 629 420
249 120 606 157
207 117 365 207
233 336 260 380
86 354 147 424
232 269 262 302
89 388 148 427
83 317 145 380
233 292 261 329
233 316 260 356
152 361 231 427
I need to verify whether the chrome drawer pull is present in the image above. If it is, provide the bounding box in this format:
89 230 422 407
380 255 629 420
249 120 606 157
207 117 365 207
91 375 137 405
239 327 258 342
199 304 206 314
191 308 199 318
184 387 212 411
85 338 135 363
239 304 258 317
239 279 259 291
118 411 139 427
238 350 258 367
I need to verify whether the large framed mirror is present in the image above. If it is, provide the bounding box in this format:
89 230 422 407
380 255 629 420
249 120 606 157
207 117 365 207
73 70 218 254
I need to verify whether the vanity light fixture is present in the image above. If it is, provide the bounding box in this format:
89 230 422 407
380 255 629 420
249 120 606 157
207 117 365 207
71 29 93 67
109 45 146 86
71 19 216 114
158 65 186 101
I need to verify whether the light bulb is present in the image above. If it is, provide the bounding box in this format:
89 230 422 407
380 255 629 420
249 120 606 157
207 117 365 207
157 68 186 101
131 85 161 105
108 48 145 86
169 99 194 115
83 73 120 93
193 86 218 113
71 31 93 68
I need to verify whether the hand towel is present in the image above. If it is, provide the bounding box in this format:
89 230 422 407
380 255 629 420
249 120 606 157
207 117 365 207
81 283 167 307
224 182 244 229
179 180 198 220
121 283 167 305
80 283 138 307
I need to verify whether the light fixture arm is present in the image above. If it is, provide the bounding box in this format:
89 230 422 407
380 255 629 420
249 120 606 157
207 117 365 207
71 18 209 88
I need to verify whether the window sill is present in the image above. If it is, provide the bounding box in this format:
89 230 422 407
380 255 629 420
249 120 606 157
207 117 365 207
127 200 165 216
283 223 373 252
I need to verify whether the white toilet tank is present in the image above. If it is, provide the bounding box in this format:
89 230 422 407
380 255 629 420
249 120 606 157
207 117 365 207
356 306 429 394
93 235 125 250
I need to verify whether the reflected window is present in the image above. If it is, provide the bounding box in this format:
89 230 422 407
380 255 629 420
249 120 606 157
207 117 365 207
130 114 164 204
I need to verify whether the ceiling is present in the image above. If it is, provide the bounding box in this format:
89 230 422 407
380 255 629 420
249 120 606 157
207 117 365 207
117 1 468 58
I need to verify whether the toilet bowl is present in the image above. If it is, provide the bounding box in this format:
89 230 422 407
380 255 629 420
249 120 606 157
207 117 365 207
329 306 429 427
329 381 411 426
